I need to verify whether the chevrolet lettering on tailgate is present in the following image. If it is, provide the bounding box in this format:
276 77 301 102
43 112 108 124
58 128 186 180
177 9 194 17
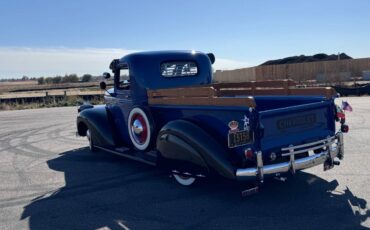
277 113 317 130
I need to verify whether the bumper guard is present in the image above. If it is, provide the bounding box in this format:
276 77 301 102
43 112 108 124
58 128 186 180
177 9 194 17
236 132 344 182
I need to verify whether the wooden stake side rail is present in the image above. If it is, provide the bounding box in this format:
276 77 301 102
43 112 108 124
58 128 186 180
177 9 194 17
148 96 257 108
218 87 336 99
212 79 296 90
147 80 336 107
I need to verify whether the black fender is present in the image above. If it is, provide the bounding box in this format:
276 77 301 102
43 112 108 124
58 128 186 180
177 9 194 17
76 105 115 148
77 104 94 113
156 120 236 180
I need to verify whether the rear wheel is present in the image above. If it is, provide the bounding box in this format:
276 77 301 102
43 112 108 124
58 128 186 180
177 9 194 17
86 129 96 152
173 173 196 186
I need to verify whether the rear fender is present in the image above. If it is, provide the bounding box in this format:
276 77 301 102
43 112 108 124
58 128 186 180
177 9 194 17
77 105 115 148
157 120 236 179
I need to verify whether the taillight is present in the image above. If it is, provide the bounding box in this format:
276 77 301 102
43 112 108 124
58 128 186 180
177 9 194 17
336 111 345 120
341 124 349 133
244 148 254 159
335 104 349 132
335 105 346 124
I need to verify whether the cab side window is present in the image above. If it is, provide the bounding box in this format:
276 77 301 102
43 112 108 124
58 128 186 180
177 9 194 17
116 63 130 90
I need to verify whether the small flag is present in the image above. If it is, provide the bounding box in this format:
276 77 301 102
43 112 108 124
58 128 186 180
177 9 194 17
342 101 353 112
336 105 345 119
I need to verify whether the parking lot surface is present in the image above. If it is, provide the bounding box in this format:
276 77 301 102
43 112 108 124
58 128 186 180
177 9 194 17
0 97 369 230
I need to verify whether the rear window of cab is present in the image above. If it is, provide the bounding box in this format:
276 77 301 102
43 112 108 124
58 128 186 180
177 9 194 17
161 61 198 78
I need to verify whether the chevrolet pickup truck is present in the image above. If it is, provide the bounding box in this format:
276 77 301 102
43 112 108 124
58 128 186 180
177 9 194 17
76 50 348 187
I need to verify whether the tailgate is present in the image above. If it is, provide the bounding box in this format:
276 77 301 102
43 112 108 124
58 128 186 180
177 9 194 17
258 100 335 155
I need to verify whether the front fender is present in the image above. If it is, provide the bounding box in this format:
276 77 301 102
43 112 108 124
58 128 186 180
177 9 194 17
77 105 115 148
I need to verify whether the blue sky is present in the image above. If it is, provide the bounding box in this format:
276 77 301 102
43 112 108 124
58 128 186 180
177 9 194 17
1 0 370 78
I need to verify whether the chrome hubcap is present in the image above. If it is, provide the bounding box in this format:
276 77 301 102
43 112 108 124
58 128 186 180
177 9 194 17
132 119 144 135
130 114 148 145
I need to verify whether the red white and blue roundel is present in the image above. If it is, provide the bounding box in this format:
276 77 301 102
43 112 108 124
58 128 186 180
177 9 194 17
128 108 151 150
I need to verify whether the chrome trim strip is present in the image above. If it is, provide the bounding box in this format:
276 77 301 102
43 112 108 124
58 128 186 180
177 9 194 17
289 147 296 174
256 151 263 182
281 136 335 151
281 143 328 156
338 132 344 159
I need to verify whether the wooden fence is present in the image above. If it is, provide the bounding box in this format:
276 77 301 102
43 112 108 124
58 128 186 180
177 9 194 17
214 57 370 83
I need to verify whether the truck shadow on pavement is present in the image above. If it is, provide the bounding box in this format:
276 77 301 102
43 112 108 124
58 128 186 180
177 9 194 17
21 147 369 230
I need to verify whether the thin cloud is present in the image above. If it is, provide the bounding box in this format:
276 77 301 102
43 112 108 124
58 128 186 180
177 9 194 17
0 47 251 78
0 47 137 78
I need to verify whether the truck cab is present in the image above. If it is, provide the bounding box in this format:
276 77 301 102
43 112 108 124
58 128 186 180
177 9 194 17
98 51 214 149
77 50 347 187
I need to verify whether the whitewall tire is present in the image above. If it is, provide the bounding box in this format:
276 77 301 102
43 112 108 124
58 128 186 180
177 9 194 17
173 174 196 186
86 129 96 152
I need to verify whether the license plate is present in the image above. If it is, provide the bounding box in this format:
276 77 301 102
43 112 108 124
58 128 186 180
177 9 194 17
228 130 251 148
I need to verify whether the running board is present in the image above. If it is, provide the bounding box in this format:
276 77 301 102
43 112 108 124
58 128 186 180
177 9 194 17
94 146 157 166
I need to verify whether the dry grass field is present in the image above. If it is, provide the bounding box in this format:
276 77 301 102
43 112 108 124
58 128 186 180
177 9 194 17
0 81 102 94
0 80 38 93
0 80 105 110
0 89 103 99
0 80 37 85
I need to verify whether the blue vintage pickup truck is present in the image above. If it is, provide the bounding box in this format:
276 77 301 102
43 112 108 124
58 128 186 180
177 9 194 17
76 50 348 187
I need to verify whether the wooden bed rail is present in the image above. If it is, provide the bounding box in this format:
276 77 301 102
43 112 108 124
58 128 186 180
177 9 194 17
148 86 256 107
147 80 336 107
212 79 296 90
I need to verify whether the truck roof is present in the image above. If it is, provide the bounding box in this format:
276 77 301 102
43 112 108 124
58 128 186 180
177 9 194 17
118 50 213 92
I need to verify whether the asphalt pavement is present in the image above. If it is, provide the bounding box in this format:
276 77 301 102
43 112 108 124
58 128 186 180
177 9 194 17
0 97 369 230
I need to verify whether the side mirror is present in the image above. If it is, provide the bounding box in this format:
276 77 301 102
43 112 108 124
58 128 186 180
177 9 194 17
102 72 111 79
100 81 107 90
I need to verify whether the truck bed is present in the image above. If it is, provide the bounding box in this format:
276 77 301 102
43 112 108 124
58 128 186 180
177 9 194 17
148 80 337 166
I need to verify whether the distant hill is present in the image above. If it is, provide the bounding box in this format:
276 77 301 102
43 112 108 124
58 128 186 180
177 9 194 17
260 53 353 66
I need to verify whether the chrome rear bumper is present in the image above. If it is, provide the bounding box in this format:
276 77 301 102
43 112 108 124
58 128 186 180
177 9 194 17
236 132 344 182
